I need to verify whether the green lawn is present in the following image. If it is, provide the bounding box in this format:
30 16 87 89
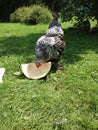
0 22 98 130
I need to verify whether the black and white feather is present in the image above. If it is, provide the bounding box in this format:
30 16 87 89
35 24 65 63
46 26 64 38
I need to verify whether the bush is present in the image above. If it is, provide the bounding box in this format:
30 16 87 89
10 5 52 24
74 19 90 32
10 6 32 23
28 5 52 24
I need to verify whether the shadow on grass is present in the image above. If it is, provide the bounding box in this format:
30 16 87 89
0 33 42 56
0 28 98 65
62 28 98 64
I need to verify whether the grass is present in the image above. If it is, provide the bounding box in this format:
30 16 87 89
0 22 98 130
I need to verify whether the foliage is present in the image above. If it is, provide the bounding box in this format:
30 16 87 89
61 0 98 29
0 0 48 22
43 0 64 12
28 5 52 24
10 6 32 23
0 22 98 130
0 0 98 26
10 5 52 24
91 0 98 20
74 19 90 32
61 0 92 21
0 0 27 21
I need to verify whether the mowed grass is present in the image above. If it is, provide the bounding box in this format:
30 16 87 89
0 22 98 130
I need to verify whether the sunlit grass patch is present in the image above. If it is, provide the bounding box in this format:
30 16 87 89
0 22 98 130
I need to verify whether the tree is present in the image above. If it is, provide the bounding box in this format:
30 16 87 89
0 0 26 21
91 0 98 26
61 0 98 29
